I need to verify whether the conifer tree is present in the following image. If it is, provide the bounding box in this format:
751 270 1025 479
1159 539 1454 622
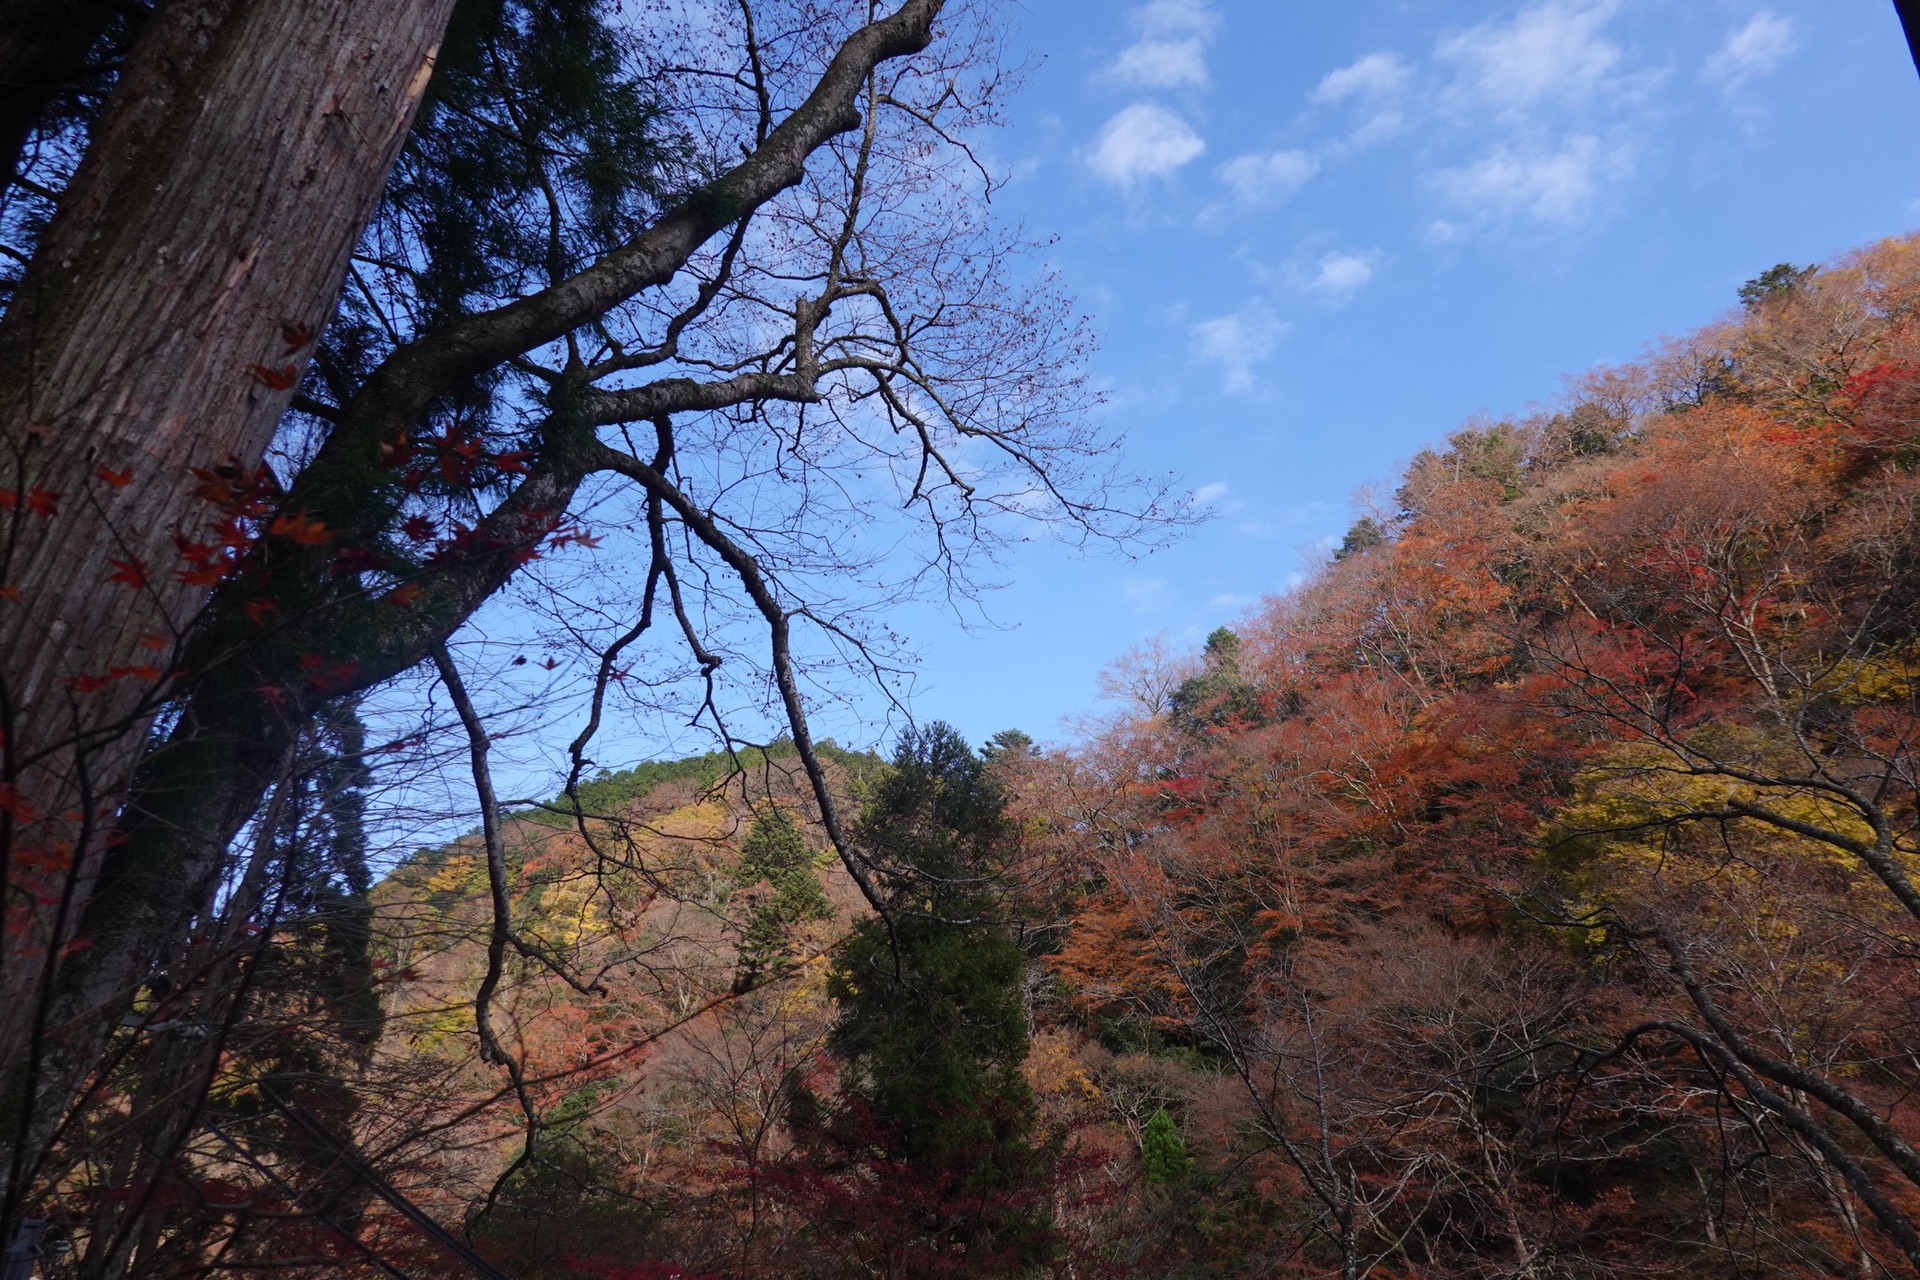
1139 1108 1191 1187
733 806 830 987
778 724 1057 1274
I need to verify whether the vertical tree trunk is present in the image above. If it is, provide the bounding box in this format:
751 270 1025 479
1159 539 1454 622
1897 0 1920 82
0 0 126 187
0 0 455 1173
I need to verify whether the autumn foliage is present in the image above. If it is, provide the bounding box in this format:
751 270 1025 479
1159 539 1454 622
28 222 1920 1277
1006 234 1920 1277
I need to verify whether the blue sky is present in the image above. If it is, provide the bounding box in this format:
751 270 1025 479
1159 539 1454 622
876 0 1920 747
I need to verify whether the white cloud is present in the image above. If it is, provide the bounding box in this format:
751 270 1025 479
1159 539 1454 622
1438 2 1622 110
1189 302 1288 393
1086 103 1206 188
1307 251 1375 301
1108 0 1220 89
1703 12 1798 88
1311 52 1411 147
1193 481 1231 506
1312 52 1411 104
1218 149 1319 205
1433 134 1628 226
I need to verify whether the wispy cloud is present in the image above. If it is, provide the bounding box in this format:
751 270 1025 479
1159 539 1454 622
1303 251 1376 302
1438 1 1623 111
1107 0 1220 89
1193 481 1231 506
1311 52 1411 147
1217 149 1319 206
1312 52 1410 105
1430 134 1629 229
1703 12 1797 89
1190 301 1288 392
1087 103 1206 188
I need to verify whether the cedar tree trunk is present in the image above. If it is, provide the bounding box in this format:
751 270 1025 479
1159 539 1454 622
0 0 455 1168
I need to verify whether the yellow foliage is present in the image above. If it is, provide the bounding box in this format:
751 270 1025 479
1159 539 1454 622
424 853 479 896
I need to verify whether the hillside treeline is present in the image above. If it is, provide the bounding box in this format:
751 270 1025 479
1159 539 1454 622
36 235 1920 1275
1018 235 1920 1275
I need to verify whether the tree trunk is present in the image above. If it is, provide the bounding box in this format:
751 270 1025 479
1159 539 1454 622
0 0 455 1168
0 0 127 187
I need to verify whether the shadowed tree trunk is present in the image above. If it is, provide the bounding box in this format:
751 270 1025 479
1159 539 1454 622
0 0 958 1216
0 0 125 187
1898 1 1920 80
0 0 456 1193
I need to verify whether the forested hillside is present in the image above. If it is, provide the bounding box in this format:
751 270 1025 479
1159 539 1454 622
4 0 1918 1268
80 234 1920 1279
1011 236 1920 1275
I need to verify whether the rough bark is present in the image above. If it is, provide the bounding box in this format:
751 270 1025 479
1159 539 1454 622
2 0 948 1201
0 0 455 1160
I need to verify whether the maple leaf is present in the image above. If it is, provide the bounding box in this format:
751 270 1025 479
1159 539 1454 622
386 583 423 610
248 363 299 391
176 563 229 588
137 632 172 651
329 545 391 576
0 783 38 822
268 511 332 545
244 599 277 627
106 558 150 590
400 515 438 542
95 466 134 488
279 320 317 353
25 488 61 519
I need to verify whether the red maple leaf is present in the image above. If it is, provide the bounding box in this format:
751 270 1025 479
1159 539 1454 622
268 511 332 545
106 557 150 590
176 563 228 588
279 320 318 353
0 783 38 822
96 466 134 488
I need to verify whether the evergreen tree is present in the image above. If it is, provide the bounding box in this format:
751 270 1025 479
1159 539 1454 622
1334 515 1387 561
733 805 831 987
1169 627 1264 732
244 698 384 1104
981 727 1038 763
782 723 1056 1273
1739 260 1816 310
1139 1108 1192 1187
